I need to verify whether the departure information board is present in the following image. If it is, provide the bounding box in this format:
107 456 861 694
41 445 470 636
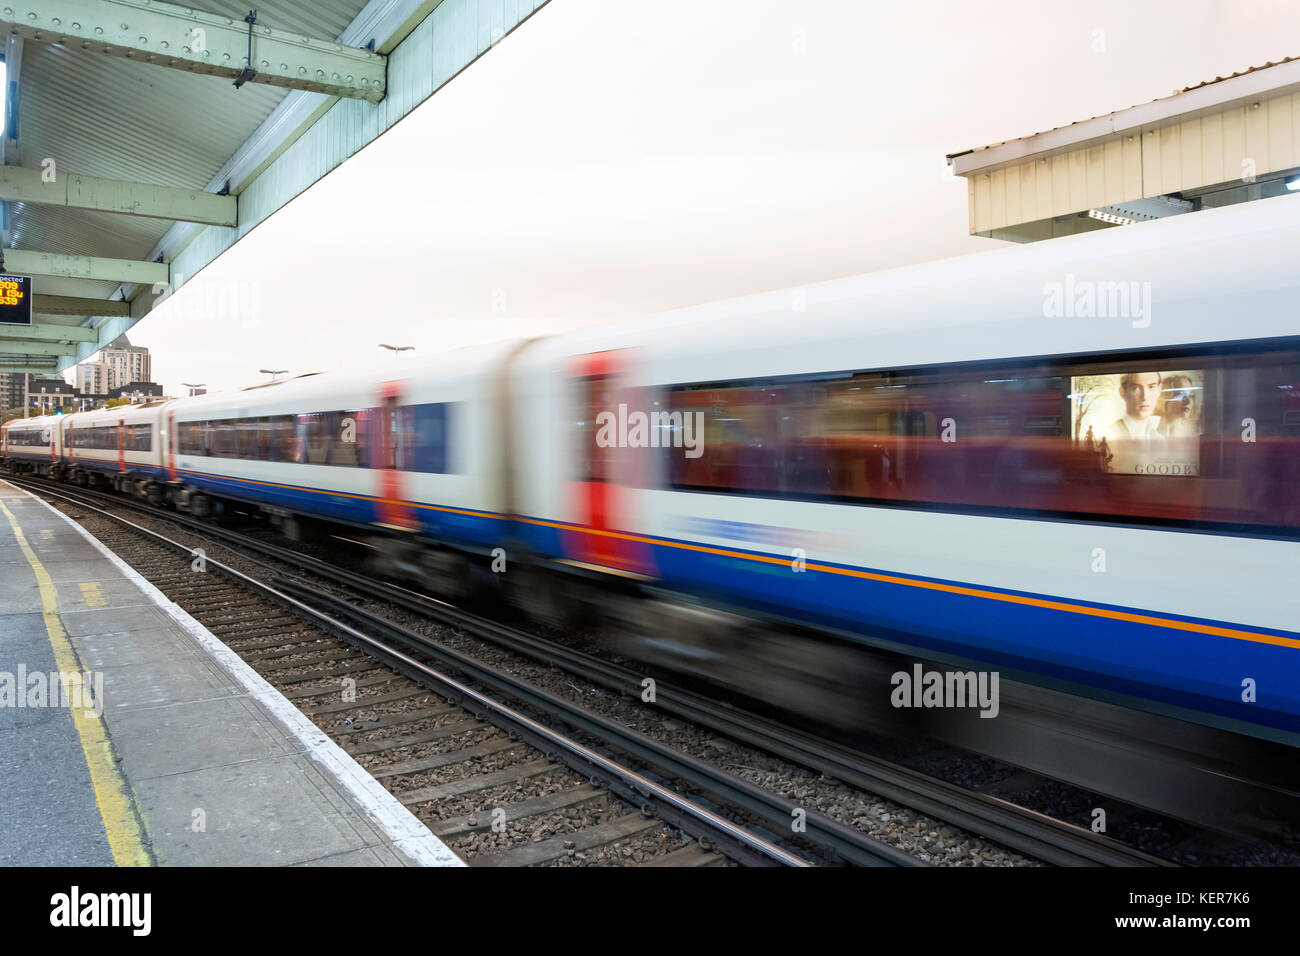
0 274 32 325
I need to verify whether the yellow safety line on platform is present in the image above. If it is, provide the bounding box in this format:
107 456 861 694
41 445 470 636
0 499 151 867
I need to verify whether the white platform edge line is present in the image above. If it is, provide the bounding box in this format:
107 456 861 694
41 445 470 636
26 491 465 868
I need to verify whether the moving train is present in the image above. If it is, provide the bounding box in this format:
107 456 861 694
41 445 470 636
5 193 1299 785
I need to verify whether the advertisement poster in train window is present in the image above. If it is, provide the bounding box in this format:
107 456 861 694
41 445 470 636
1071 370 1202 476
0 274 32 325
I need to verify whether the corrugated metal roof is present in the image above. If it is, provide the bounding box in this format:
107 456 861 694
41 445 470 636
7 0 374 281
9 202 161 259
4 0 551 375
1179 55 1300 92
950 55 1300 159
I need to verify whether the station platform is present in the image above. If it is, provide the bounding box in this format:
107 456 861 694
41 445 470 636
0 479 461 867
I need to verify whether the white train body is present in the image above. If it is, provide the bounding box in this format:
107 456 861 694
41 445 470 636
4 192 1299 742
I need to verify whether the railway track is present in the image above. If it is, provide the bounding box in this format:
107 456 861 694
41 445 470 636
9 474 1190 867
15 476 929 867
46 472 1300 867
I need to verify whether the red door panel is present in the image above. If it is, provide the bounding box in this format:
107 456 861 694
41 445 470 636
566 350 654 575
375 382 418 530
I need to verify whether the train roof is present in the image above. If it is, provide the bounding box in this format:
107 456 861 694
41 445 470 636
57 403 170 428
526 190 1300 379
5 415 58 430
169 340 518 419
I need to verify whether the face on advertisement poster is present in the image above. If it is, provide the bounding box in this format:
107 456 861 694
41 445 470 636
1072 370 1202 476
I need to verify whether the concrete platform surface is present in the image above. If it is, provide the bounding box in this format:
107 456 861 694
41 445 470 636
0 479 462 867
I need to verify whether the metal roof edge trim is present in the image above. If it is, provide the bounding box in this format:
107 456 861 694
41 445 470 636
949 58 1300 176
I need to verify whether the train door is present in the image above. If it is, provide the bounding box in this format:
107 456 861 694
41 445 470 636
567 350 653 575
374 382 418 531
117 415 126 473
166 410 177 480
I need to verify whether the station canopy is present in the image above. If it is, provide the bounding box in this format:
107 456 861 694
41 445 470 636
946 57 1300 242
0 0 551 374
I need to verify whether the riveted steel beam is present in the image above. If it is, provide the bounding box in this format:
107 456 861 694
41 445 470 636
33 293 130 317
0 340 79 357
0 165 236 226
2 0 387 101
5 249 169 285
0 323 98 342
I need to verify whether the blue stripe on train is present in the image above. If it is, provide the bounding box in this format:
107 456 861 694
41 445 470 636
512 518 1300 736
70 459 168 477
673 542 1297 732
146 469 1300 737
179 470 504 549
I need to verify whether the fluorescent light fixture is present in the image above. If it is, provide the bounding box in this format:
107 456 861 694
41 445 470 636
1286 176 1300 191
1088 196 1194 226
1087 208 1140 226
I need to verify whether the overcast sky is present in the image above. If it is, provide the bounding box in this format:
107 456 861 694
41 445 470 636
124 0 1300 397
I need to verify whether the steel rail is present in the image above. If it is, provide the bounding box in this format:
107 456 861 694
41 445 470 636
21 481 923 867
10 474 1170 866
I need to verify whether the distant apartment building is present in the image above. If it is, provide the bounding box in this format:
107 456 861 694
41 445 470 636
77 334 152 395
0 371 25 411
0 373 78 415
25 375 82 414
3 336 160 418
109 381 165 402
77 361 109 395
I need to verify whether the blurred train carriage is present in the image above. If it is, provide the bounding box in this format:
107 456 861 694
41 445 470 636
61 403 165 497
4 193 1300 780
2 415 61 474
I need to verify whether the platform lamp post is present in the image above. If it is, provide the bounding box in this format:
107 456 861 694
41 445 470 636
379 343 414 358
181 382 205 398
259 369 288 383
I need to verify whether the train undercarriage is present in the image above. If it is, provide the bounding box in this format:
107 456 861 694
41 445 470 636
6 458 1300 848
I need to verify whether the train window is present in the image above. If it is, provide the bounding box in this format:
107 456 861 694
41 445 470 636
661 343 1300 534
388 404 412 471
297 410 369 467
333 411 366 467
234 419 255 460
176 415 297 461
205 419 229 458
257 418 273 460
268 415 297 462
302 413 330 465
8 428 49 446
577 376 619 483
397 402 453 474
155 402 431 477
71 425 119 451
127 424 151 452
178 421 203 456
